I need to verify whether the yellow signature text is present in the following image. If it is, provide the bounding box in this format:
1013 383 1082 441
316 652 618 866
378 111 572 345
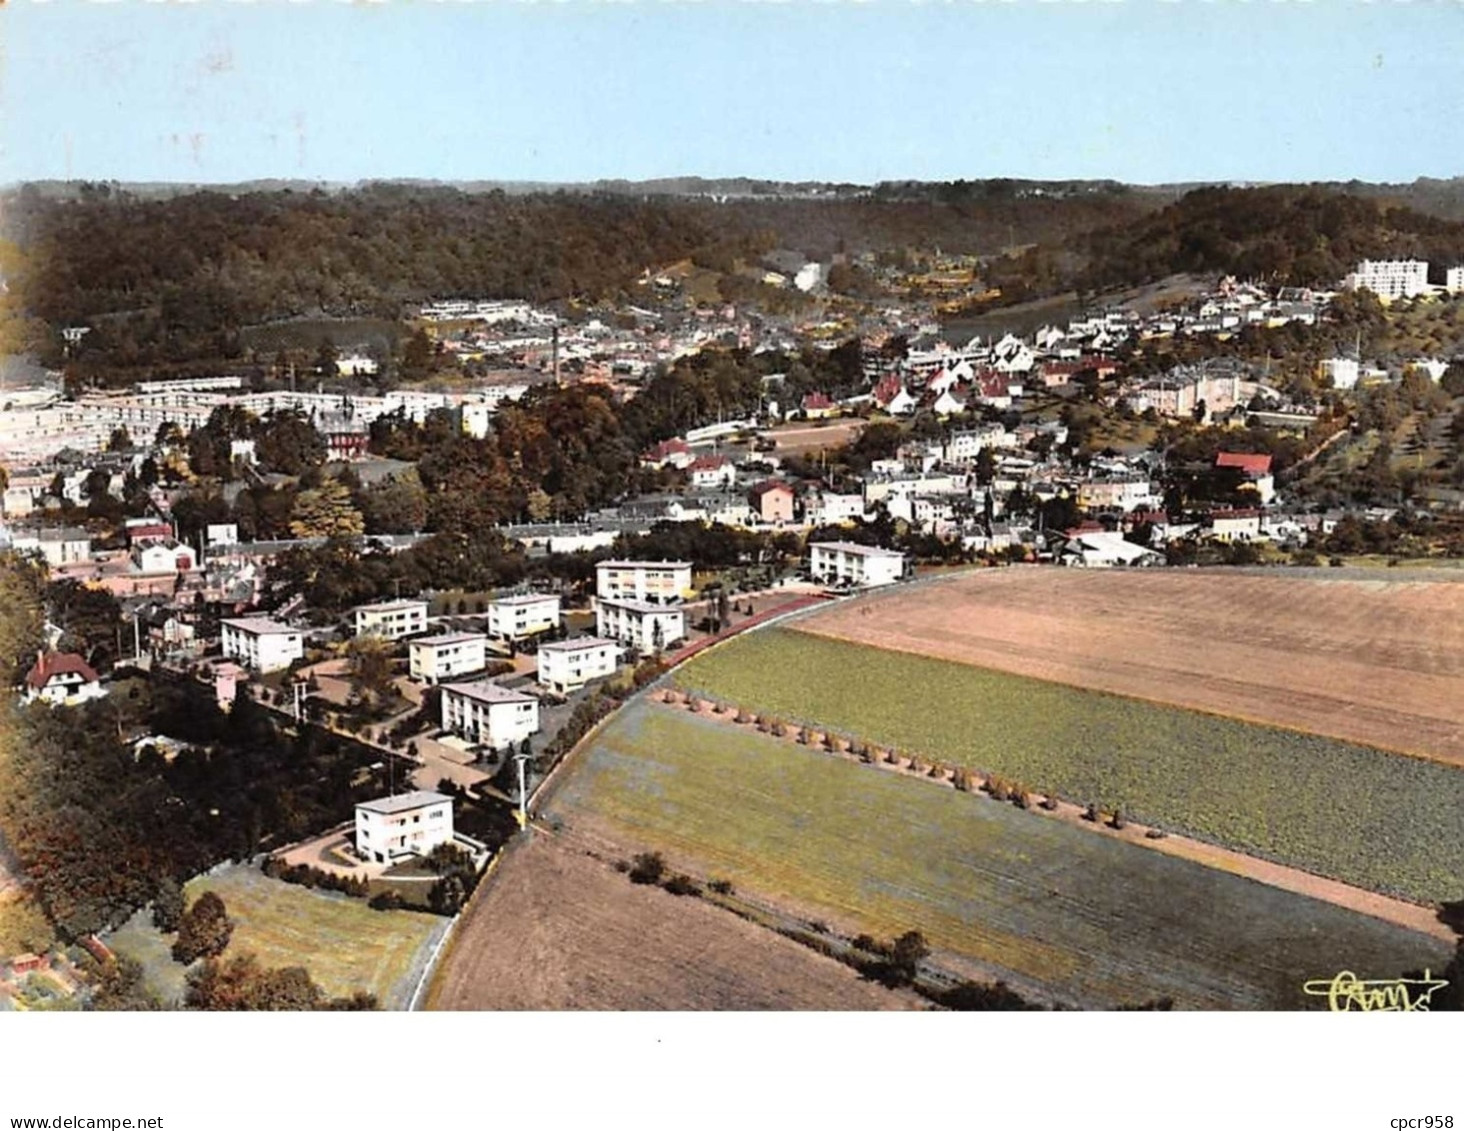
1302 970 1448 1012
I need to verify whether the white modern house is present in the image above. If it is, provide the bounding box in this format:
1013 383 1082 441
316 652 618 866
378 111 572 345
486 593 561 640
352 599 429 641
220 617 304 674
409 632 489 684
439 679 540 750
594 598 686 653
808 541 906 588
354 790 454 865
1447 266 1464 296
537 636 621 695
594 560 693 604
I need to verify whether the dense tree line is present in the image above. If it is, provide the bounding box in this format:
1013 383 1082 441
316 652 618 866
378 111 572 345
9 185 729 374
0 674 387 939
2 180 1169 380
1076 186 1464 294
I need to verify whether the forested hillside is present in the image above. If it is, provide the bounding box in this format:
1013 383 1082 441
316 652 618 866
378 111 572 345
1074 186 1464 293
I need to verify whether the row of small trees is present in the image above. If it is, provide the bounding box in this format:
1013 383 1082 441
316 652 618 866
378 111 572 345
670 691 1148 829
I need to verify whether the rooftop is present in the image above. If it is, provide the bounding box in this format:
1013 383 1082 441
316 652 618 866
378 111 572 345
597 597 688 615
490 593 560 607
538 635 621 654
596 559 693 570
410 632 488 647
25 651 100 690
439 679 537 705
354 599 428 614
356 790 453 816
810 540 905 559
221 616 299 636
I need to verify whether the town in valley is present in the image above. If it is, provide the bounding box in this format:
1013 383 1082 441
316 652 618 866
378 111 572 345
2 174 1464 1013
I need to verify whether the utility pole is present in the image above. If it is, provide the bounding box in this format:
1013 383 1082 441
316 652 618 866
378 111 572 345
132 611 141 662
513 751 531 828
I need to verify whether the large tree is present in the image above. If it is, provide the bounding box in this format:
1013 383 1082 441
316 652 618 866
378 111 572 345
289 478 364 539
172 891 234 964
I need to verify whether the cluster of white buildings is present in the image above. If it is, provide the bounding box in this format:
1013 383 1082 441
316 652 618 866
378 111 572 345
592 559 690 653
1342 259 1464 302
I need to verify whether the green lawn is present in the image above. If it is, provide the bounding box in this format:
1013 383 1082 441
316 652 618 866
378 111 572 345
550 702 1451 1009
108 864 448 1009
672 629 1464 904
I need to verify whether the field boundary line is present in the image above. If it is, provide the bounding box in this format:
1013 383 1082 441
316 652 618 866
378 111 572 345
789 617 1464 772
649 695 1457 945
410 850 503 1012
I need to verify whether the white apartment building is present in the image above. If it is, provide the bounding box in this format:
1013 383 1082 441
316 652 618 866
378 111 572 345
594 560 693 604
944 426 1014 464
10 527 91 567
1076 477 1159 513
409 632 489 684
354 791 454 865
595 598 686 653
809 541 906 588
1344 259 1430 301
486 593 561 640
807 491 866 526
1318 357 1361 391
537 636 621 695
1447 266 1464 296
353 599 429 641
439 679 540 751
220 617 304 674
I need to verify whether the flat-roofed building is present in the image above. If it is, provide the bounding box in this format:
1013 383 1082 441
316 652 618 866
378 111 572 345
353 598 429 641
486 593 561 640
809 541 906 588
594 559 692 604
594 598 686 654
537 636 621 695
354 790 453 865
409 632 489 684
220 616 304 673
440 679 539 751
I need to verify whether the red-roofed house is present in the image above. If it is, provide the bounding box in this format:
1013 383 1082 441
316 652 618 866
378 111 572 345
971 370 1014 409
748 480 796 525
125 520 173 547
871 373 903 410
801 392 838 420
640 438 694 471
1215 452 1273 476
687 454 736 489
24 651 105 707
1215 452 1276 504
1206 507 1263 542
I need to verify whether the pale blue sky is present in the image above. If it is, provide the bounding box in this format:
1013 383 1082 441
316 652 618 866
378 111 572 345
2 0 1462 186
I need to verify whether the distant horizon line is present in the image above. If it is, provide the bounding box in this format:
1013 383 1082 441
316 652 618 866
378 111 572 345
5 173 1464 194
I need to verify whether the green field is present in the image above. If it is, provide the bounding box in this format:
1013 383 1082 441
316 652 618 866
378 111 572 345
549 702 1451 1009
671 629 1464 904
108 864 448 1009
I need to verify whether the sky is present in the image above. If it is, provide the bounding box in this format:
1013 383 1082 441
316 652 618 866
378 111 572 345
2 0 1463 187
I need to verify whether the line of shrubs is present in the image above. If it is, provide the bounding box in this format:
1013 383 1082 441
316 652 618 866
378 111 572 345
262 857 372 898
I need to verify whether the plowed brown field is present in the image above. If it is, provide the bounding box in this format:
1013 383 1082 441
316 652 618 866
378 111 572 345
800 568 1464 767
428 833 916 1011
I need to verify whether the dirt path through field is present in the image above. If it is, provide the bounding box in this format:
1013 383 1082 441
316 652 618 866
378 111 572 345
797 568 1464 768
653 694 1456 945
